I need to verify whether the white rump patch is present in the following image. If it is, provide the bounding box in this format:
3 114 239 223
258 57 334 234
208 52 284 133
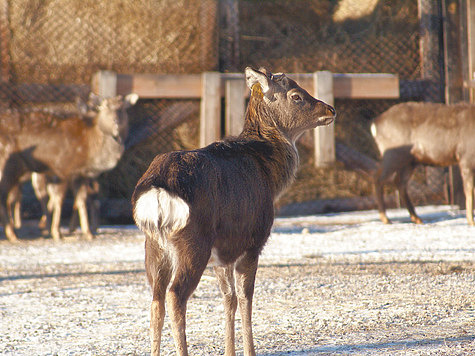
134 187 190 240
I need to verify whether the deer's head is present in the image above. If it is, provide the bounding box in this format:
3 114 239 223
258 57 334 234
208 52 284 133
245 67 336 142
81 93 139 142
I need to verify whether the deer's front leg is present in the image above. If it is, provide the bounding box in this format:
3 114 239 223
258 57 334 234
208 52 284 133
235 252 258 356
460 166 474 226
215 265 237 356
49 181 67 241
73 181 94 240
0 200 18 242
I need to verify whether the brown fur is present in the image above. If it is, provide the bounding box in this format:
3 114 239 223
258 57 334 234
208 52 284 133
0 93 138 242
132 67 335 356
372 101 475 225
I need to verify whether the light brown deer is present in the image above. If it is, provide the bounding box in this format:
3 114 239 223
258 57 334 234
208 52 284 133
0 92 138 242
132 67 336 356
371 101 475 225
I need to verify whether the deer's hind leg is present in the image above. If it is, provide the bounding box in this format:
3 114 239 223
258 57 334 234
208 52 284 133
394 165 421 224
31 173 49 231
460 166 474 226
6 184 21 229
48 181 67 241
145 237 173 356
165 235 210 356
215 265 237 356
375 147 414 224
71 179 94 240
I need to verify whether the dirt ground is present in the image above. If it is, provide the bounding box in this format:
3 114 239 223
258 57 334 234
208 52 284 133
1 208 474 355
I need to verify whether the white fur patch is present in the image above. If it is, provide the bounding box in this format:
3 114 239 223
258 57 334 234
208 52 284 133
207 247 225 267
134 187 190 239
370 122 377 137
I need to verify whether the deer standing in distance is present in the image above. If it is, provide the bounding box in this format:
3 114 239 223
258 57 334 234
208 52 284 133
132 67 336 356
8 173 101 237
0 92 138 242
372 101 475 225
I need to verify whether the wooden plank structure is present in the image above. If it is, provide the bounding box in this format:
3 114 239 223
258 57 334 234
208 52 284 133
92 71 399 167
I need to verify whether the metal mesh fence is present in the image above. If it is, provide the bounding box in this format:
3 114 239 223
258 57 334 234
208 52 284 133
238 0 447 209
0 0 450 221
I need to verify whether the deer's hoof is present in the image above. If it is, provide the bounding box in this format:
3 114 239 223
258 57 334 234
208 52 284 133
6 235 18 243
38 218 48 230
5 226 18 243
51 231 63 242
379 213 391 224
411 217 423 224
84 233 95 241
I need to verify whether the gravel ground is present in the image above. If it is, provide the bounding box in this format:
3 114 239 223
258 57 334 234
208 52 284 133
0 205 474 355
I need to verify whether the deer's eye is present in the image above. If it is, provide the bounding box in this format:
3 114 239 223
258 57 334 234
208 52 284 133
291 93 302 102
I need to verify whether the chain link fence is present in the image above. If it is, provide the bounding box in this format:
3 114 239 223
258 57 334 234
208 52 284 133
0 0 450 221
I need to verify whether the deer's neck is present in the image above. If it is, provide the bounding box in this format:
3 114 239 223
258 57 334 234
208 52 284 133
85 128 124 177
238 116 299 200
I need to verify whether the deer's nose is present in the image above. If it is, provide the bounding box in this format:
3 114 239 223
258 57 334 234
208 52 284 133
328 105 336 116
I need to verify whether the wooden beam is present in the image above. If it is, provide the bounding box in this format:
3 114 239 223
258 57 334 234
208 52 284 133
332 73 399 99
288 73 399 99
112 72 399 99
116 73 201 98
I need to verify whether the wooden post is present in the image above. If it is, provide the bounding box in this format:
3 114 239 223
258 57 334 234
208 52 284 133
218 0 240 71
418 0 445 102
0 0 10 108
200 0 219 70
313 71 335 167
467 0 475 102
92 70 117 97
200 72 222 147
225 78 246 136
442 0 468 208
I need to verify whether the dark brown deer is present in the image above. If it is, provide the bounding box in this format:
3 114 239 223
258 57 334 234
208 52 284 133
372 101 475 225
132 67 336 356
0 92 138 242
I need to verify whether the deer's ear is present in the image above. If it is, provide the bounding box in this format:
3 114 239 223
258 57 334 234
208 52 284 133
245 67 270 93
87 92 103 110
271 73 290 90
124 93 139 107
76 97 88 115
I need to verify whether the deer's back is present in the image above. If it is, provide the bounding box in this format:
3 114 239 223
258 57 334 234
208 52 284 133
372 102 475 166
0 110 97 178
133 140 277 263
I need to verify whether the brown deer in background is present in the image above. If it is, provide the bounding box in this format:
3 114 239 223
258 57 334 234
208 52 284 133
7 172 49 231
0 92 138 242
132 67 336 356
371 101 475 225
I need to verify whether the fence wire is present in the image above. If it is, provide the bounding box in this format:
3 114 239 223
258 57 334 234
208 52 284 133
0 0 450 221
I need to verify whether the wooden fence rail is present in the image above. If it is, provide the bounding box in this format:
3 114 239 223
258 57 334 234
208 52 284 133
92 71 399 167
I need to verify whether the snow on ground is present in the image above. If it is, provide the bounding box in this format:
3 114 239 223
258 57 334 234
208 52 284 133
0 205 474 355
2 205 473 269
266 205 475 264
